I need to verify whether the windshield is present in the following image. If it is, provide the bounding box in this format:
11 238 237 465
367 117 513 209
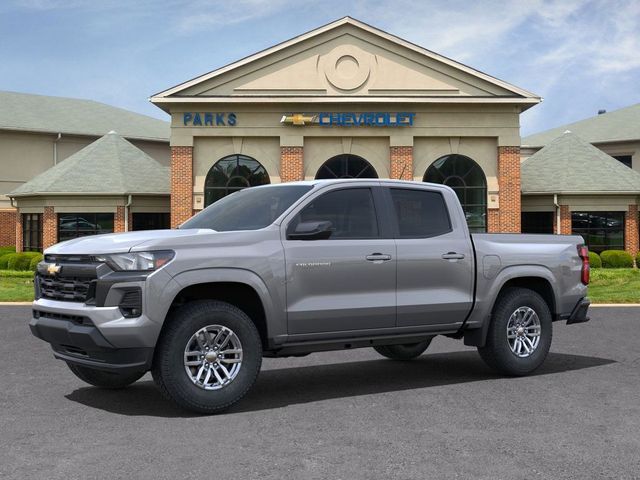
180 185 312 231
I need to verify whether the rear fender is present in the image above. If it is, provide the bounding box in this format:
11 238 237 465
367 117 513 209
464 265 559 347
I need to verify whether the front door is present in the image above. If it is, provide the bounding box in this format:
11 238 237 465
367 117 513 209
387 186 474 327
283 186 396 335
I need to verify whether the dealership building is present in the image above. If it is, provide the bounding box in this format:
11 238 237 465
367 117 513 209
3 17 640 256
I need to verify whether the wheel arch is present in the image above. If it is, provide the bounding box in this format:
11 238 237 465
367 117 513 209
162 269 281 350
465 266 559 347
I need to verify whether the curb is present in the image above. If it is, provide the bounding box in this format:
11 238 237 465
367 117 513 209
590 303 640 307
0 302 32 306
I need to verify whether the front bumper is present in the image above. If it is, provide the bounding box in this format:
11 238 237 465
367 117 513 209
30 298 161 372
566 297 590 325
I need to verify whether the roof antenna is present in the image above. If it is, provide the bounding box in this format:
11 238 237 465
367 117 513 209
398 164 407 180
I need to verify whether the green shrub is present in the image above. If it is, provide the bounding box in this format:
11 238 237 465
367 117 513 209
588 251 602 268
0 253 13 269
636 251 640 267
600 250 633 268
0 246 16 256
28 254 43 271
4 252 43 271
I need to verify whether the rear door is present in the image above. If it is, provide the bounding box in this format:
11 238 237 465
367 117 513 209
282 185 396 335
386 185 474 327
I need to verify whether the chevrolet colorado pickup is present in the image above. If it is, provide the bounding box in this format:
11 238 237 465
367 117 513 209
30 180 590 413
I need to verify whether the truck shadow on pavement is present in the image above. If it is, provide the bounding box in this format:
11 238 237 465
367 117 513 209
65 351 615 417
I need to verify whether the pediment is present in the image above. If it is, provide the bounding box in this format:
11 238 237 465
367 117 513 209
153 17 538 103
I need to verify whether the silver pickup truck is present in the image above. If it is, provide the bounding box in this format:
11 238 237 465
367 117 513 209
30 179 590 413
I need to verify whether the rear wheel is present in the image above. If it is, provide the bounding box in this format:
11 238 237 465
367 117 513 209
67 363 144 389
478 287 552 376
152 300 262 414
373 338 433 361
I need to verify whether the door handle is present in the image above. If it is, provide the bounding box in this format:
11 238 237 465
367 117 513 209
366 253 392 262
441 252 465 260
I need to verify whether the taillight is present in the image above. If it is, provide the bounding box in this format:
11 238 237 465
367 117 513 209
577 245 590 285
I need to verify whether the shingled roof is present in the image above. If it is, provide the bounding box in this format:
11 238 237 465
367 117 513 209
9 131 169 197
0 90 169 141
521 131 640 194
523 103 640 147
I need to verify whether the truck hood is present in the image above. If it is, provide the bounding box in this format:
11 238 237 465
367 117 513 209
45 229 215 255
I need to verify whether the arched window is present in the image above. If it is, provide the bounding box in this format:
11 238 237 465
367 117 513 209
315 154 378 179
424 154 487 232
204 154 270 206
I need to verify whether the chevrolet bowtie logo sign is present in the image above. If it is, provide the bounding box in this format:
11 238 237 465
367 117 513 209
46 263 61 275
280 112 415 127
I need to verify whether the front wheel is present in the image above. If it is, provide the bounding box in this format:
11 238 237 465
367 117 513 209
373 338 433 361
478 287 552 376
67 363 145 389
152 300 262 414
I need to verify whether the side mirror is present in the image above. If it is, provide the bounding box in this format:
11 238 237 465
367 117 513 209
287 221 333 240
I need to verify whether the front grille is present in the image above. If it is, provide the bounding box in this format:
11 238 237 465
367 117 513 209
33 309 92 325
38 274 95 302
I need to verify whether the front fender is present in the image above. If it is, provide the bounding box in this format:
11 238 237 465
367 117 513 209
166 267 283 340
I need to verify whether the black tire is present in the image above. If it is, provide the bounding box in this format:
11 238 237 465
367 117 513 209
67 363 144 389
151 300 262 414
478 287 552 376
373 338 433 361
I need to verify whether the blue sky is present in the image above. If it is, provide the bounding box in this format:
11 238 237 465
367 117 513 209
1 0 639 136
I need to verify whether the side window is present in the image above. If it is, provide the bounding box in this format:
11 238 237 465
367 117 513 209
390 188 451 238
291 188 379 239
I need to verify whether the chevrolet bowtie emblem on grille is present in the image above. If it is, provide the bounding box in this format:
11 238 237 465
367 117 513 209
46 263 61 275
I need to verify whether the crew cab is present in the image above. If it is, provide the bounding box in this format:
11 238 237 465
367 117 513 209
29 180 590 413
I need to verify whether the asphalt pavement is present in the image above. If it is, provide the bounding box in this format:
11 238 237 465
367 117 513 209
1 306 639 479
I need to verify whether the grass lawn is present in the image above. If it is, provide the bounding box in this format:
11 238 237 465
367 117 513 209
0 268 639 304
0 270 34 302
588 268 640 304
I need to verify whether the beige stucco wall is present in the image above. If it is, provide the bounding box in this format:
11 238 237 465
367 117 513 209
522 194 638 212
169 104 521 148
13 194 169 212
0 130 170 209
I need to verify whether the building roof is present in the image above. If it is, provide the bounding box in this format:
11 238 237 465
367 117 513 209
521 131 640 194
523 103 640 147
0 91 169 141
9 131 169 197
151 16 540 109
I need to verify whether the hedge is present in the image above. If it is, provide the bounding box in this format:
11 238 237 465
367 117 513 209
0 251 43 271
588 251 602 269
636 251 640 267
0 246 16 256
0 253 13 269
600 250 634 269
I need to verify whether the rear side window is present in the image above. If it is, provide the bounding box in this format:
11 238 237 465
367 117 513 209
390 188 451 238
291 188 379 239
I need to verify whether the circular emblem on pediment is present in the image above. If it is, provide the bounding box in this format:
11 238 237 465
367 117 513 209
322 45 373 91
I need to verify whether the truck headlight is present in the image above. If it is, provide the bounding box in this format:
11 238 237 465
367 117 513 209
95 250 174 271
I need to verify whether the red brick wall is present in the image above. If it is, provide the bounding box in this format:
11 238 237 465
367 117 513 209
559 205 572 235
114 206 126 233
43 206 57 250
625 204 639 256
171 146 194 228
280 147 304 182
390 146 413 180
497 146 521 233
487 209 500 233
0 209 17 248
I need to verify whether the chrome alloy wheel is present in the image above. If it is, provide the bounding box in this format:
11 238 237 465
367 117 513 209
506 307 541 358
183 325 243 390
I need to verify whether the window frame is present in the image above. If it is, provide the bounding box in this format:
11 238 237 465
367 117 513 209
204 154 270 207
284 185 390 241
22 213 43 252
571 210 625 253
57 212 115 242
381 186 453 239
